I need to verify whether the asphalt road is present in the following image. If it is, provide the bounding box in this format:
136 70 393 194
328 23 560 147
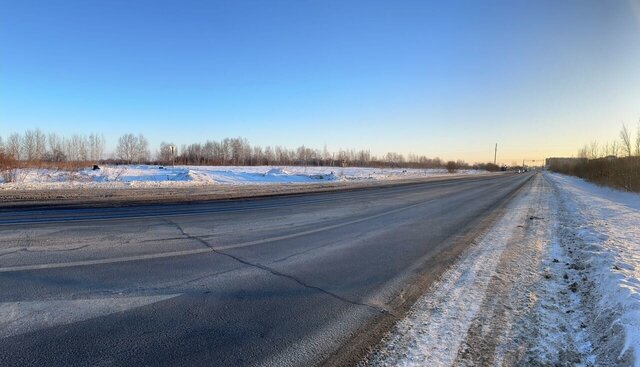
0 173 532 366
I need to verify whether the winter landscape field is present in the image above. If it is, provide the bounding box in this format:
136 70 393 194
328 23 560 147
0 165 485 190
2 0 639 366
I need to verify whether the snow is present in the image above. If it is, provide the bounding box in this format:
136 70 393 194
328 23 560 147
364 172 640 366
0 165 485 190
546 172 640 366
525 180 597 366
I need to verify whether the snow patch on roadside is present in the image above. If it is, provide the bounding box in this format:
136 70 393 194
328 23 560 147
362 173 626 366
546 172 640 366
357 172 640 366
520 179 596 366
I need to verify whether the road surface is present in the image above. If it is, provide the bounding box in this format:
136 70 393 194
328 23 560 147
0 173 532 366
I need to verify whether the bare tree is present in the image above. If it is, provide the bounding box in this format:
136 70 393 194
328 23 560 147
322 144 330 162
203 141 215 164
356 150 371 165
610 140 620 157
136 134 150 163
212 141 224 164
115 134 149 163
47 133 63 158
63 136 75 161
6 134 21 160
275 146 289 165
0 130 477 169
77 135 89 161
20 129 46 162
63 134 88 161
43 133 66 162
88 133 105 161
577 145 588 158
253 146 264 165
264 146 274 165
184 143 201 164
620 124 632 157
635 121 640 156
22 130 35 161
588 141 600 159
117 134 138 163
600 142 610 157
296 145 311 166
34 129 46 161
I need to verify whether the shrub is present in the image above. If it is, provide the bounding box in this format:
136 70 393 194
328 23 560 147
0 153 18 183
548 156 640 192
445 161 458 173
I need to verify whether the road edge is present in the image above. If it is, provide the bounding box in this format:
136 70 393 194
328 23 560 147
321 173 534 367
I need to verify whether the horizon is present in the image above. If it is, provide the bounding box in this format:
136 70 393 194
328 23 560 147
1 0 639 164
0 128 552 166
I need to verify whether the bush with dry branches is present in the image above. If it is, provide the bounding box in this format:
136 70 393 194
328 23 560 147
0 152 18 183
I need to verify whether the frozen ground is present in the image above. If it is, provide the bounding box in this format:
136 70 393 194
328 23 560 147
362 172 640 367
546 172 640 367
0 165 484 190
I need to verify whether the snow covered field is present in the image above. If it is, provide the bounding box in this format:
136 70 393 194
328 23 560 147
0 165 484 190
363 172 640 367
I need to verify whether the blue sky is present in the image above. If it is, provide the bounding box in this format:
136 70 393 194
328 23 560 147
1 0 639 163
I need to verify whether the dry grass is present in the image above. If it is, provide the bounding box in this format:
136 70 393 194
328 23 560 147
549 156 640 192
16 161 91 170
0 159 94 184
0 154 18 183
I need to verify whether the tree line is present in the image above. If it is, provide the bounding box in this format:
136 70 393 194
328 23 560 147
0 130 105 163
1 130 500 170
165 138 465 169
576 123 640 159
549 122 640 192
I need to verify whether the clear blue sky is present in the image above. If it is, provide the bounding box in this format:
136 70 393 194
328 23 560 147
1 0 639 163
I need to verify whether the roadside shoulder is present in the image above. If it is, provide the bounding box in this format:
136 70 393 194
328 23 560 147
545 172 640 366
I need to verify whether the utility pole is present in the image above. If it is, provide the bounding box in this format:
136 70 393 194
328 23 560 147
494 143 497 165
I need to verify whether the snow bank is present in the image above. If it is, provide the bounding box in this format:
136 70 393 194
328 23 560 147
547 172 640 366
0 165 485 190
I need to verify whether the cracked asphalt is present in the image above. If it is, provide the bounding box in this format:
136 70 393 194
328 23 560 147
0 173 532 366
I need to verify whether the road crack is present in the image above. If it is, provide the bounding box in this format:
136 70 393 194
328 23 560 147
163 218 391 315
270 235 356 264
